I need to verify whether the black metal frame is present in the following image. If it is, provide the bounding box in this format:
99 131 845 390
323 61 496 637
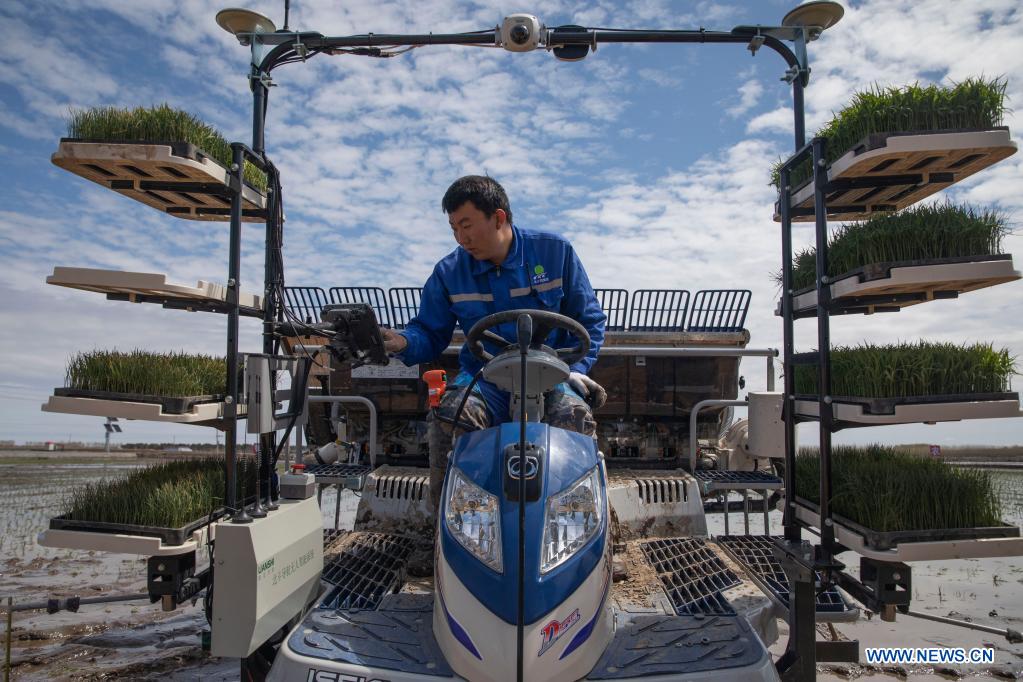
226 17 823 682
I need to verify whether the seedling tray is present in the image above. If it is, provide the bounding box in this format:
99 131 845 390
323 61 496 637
46 266 264 317
42 394 245 427
775 128 1017 222
794 392 1020 428
793 500 1023 562
783 254 1020 317
52 139 267 222
54 387 222 414
49 509 224 546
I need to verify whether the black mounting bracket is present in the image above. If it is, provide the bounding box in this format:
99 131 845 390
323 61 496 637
836 557 911 621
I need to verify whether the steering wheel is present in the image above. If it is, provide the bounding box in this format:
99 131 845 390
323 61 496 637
466 309 590 366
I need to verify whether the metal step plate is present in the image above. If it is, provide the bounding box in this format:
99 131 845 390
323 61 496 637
305 463 372 488
320 532 419 610
693 469 783 491
641 538 741 616
586 614 769 679
287 593 453 676
717 535 852 616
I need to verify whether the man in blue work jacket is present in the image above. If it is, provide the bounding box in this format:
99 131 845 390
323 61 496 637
381 175 607 513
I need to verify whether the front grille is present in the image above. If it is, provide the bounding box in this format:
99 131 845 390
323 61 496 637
375 474 429 501
321 532 419 610
641 538 740 615
634 477 688 504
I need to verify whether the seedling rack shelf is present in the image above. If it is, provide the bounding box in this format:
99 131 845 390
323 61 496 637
776 112 1021 677
774 128 1017 222
52 139 267 222
37 522 214 556
780 254 1020 317
53 387 222 414
49 508 227 546
793 392 1021 428
42 393 246 428
792 502 1023 562
46 266 264 317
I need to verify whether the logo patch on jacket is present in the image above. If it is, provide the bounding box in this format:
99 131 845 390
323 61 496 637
531 264 550 285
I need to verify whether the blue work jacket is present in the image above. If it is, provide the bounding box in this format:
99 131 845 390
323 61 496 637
396 225 605 378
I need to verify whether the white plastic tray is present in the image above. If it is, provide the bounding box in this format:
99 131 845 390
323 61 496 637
47 266 263 313
794 397 1021 426
793 503 1023 562
37 523 212 556
786 257 1020 315
42 394 245 424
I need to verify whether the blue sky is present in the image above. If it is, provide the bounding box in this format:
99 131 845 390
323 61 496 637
1 0 1021 447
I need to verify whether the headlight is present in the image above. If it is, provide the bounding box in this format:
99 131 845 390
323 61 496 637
445 468 503 573
541 466 603 574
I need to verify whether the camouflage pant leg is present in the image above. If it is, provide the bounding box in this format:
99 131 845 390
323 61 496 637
543 388 597 438
427 386 491 513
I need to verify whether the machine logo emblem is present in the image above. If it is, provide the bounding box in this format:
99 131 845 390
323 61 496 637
506 454 539 480
538 608 581 656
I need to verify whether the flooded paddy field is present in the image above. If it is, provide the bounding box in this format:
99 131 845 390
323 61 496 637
1 451 1021 680
0 450 357 680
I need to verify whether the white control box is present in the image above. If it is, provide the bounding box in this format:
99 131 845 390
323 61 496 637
748 391 785 459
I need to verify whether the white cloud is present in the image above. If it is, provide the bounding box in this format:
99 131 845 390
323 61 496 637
726 78 763 118
1 0 1022 446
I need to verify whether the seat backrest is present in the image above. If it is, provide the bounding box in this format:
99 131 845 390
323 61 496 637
593 288 629 331
687 289 751 332
283 286 328 324
388 287 423 330
329 286 392 328
627 289 690 331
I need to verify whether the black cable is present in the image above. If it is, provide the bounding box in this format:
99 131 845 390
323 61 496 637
271 355 314 467
450 367 485 431
515 316 529 682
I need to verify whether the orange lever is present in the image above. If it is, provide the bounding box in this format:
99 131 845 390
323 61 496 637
423 369 447 408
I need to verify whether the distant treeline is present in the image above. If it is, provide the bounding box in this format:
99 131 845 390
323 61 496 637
899 443 1023 462
123 442 222 451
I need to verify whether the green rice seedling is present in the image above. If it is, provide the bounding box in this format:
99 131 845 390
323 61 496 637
67 104 267 190
779 202 1008 290
60 457 257 528
795 444 1004 532
794 341 1016 398
65 349 226 397
772 77 1008 187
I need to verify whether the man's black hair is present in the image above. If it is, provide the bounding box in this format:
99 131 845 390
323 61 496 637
441 175 512 225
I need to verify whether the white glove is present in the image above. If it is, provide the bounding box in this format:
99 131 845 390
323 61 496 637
568 372 607 409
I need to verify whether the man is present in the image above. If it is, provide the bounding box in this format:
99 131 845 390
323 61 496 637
382 175 606 513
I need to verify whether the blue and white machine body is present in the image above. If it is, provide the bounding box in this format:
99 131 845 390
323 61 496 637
435 422 614 682
268 310 785 682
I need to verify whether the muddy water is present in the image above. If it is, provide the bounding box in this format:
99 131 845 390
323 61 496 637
3 453 1021 680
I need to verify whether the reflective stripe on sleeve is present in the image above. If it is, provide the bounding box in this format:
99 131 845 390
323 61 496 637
449 292 495 303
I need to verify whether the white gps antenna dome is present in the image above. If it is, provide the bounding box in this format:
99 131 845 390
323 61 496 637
215 8 277 44
782 1 844 33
